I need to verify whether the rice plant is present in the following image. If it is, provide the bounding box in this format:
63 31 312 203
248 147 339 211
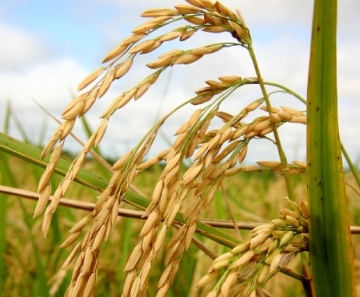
0 0 359 296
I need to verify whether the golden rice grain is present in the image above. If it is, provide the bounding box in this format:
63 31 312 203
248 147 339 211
77 67 105 92
293 160 306 169
91 209 110 234
141 8 178 17
213 252 233 264
163 152 181 174
231 242 250 255
157 264 172 289
147 55 174 69
139 261 152 288
102 44 128 64
269 253 282 273
60 119 76 139
196 271 219 288
250 232 269 249
184 16 206 25
202 25 227 33
275 111 293 121
110 197 120 224
71 276 85 297
141 228 155 252
204 12 221 26
216 111 233 123
83 273 96 297
140 210 159 236
256 160 282 168
37 162 55 192
206 291 217 297
286 215 300 227
180 29 197 41
245 99 263 112
151 180 164 204
154 226 167 253
208 259 229 273
165 240 183 264
33 183 51 217
137 156 160 171
290 115 307 124
129 39 156 54
163 164 180 185
197 0 214 9
160 31 182 42
175 121 191 136
175 4 202 14
253 119 271 132
115 58 133 79
220 271 237 296
281 106 303 117
156 283 170 297
185 135 199 158
121 33 146 46
81 247 94 275
259 126 273 136
125 243 143 271
91 225 107 251
191 93 214 105
94 119 108 146
61 242 81 270
257 264 269 284
62 91 87 116
229 20 248 42
134 76 158 100
174 53 202 64
42 208 53 237
229 250 254 269
98 71 114 98
60 232 81 249
130 276 141 297
61 100 85 120
214 1 236 18
270 112 282 123
122 270 136 296
181 163 203 184
173 131 188 150
232 125 249 139
184 223 196 249
185 0 206 8
140 39 162 54
218 75 241 84
132 17 169 34
279 231 294 246
300 201 309 219
165 202 180 226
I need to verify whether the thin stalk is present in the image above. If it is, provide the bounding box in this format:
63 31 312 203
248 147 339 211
341 143 360 187
307 0 356 295
247 43 295 200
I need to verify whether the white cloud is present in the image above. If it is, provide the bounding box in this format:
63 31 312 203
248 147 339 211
0 23 51 71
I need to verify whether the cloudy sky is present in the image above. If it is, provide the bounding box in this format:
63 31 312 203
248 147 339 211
1 0 359 166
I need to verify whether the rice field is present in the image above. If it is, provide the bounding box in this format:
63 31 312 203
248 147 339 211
0 146 359 296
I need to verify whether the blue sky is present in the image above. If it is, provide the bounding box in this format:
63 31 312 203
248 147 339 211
1 0 359 164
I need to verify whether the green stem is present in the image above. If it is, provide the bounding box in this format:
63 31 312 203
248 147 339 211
247 43 295 200
307 0 356 295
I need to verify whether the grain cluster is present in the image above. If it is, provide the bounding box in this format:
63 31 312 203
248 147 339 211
35 0 308 296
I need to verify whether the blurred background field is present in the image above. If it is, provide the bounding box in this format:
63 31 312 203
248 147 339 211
0 143 359 296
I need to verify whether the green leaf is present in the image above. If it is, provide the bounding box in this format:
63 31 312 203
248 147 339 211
0 132 239 248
